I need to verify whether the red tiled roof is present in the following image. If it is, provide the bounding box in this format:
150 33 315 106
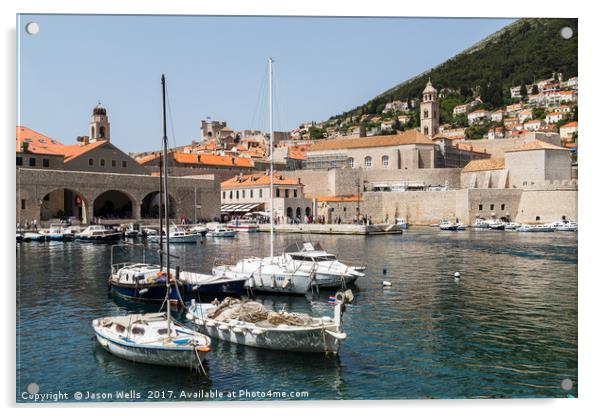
174 152 255 168
307 130 434 152
505 140 570 153
315 195 362 202
221 172 301 188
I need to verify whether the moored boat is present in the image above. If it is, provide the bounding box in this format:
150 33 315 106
207 226 236 237
439 219 458 231
76 225 122 242
226 218 259 232
488 220 506 230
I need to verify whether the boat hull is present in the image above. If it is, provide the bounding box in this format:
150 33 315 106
246 272 312 295
77 233 122 243
313 273 359 288
109 281 181 302
94 330 206 368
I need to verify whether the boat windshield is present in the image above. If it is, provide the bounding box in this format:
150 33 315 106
284 241 324 253
290 254 336 262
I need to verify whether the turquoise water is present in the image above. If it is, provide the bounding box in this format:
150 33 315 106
16 228 578 402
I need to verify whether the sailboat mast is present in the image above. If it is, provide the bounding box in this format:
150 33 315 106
159 157 163 269
161 74 171 331
269 57 274 259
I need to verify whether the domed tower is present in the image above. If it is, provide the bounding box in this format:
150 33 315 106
420 78 439 137
89 102 111 143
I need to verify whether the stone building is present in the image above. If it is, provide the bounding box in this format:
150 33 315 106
220 172 313 221
304 130 436 170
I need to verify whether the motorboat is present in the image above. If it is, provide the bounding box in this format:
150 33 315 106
547 219 578 232
395 218 409 229
40 224 73 241
516 224 556 232
92 312 211 369
22 231 47 242
439 219 459 231
207 226 236 238
226 218 259 232
503 222 521 230
186 290 353 354
456 222 467 231
76 225 122 242
123 223 141 239
488 220 506 230
472 218 490 229
148 226 202 244
190 225 208 236
142 228 158 237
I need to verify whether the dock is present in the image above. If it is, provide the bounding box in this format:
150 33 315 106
257 223 403 235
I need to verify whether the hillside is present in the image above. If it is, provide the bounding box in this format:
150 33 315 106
329 18 577 121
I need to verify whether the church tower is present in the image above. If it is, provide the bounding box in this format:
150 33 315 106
89 102 111 143
420 78 439 138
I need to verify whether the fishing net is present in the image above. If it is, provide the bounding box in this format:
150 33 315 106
208 297 314 326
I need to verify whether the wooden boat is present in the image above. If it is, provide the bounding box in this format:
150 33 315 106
186 290 353 354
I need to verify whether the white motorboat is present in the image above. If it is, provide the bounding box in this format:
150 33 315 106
488 220 506 230
148 226 202 244
39 224 73 241
439 219 459 231
123 223 141 238
456 222 467 231
503 222 521 230
92 312 211 369
472 218 490 229
76 225 122 242
516 224 556 232
547 219 578 232
22 231 46 242
190 225 208 236
395 218 409 229
207 226 236 237
186 290 353 354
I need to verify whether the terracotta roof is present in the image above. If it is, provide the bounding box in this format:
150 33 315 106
16 125 110 161
307 130 434 152
174 152 255 168
221 172 302 189
561 121 578 128
564 142 577 148
136 152 162 165
505 140 570 153
287 146 307 160
315 195 362 203
462 158 505 173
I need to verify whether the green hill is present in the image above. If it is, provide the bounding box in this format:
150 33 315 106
329 18 577 121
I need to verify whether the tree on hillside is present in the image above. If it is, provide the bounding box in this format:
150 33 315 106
520 83 528 98
531 84 539 94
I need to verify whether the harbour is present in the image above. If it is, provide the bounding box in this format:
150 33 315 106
16 228 577 400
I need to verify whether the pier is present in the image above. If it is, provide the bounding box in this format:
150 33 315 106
257 223 403 235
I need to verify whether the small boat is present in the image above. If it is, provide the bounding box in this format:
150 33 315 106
456 222 467 231
439 219 458 231
395 218 409 229
123 223 141 239
92 312 211 369
40 224 72 241
503 222 521 230
207 226 236 238
190 225 208 236
16 233 23 243
142 228 158 238
472 218 490 229
227 218 259 233
76 225 122 242
488 220 506 230
548 219 578 232
516 224 556 232
148 226 202 244
22 231 47 242
186 290 353 354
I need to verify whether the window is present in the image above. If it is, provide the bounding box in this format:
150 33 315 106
364 156 372 168
490 204 494 211
43 194 50 201
29 158 36 167
88 158 94 166
236 190 239 199
382 155 389 168
21 199 26 210
111 160 116 167
285 189 289 198
131 327 145 335
229 191 233 199
348 158 355 168
259 189 263 198
479 204 483 211
501 204 505 211
122 161 127 168
242 190 246 198
250 190 254 198
100 159 105 167
536 216 540 221
276 189 281 198
423 110 429 118
222 191 226 199
16 156 22 166
294 190 297 198
42 158 49 167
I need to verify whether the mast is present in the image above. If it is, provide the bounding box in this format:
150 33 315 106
161 74 171 333
269 57 274 259
159 156 163 269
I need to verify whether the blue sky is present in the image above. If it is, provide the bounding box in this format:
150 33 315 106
17 15 514 152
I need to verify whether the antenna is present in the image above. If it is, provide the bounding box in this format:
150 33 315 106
269 57 274 259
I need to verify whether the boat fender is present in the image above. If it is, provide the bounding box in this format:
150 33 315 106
195 346 211 353
382 281 392 287
282 278 290 288
185 313 193 321
139 288 149 295
232 327 243 334
251 329 265 336
271 275 276 288
218 324 229 331
325 330 347 340
205 321 215 327
247 277 255 288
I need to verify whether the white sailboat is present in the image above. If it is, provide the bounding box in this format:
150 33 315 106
93 74 211 370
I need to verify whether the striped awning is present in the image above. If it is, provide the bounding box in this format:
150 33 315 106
221 203 262 213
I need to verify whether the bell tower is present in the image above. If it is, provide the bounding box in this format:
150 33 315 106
420 78 439 138
89 102 111 143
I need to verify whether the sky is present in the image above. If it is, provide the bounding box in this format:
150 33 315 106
17 15 514 152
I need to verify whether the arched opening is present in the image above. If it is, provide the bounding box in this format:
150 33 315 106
93 190 133 220
99 126 105 138
535 216 541 221
295 207 301 218
40 188 88 224
141 191 176 219
286 207 293 219
305 207 312 217
91 126 96 138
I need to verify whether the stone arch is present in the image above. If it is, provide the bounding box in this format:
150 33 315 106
286 207 293 219
305 207 312 217
39 187 90 224
295 207 301 218
141 191 177 219
93 190 134 220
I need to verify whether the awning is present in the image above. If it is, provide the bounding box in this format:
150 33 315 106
221 203 262 213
